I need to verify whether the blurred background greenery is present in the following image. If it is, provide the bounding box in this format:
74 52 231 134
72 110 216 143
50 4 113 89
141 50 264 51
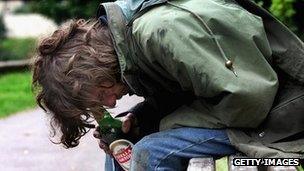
0 14 5 39
0 0 303 118
0 70 35 118
0 38 35 61
255 0 303 39
14 0 113 24
12 0 304 39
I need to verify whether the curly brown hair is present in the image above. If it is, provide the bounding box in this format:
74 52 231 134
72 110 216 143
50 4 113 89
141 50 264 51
32 19 120 148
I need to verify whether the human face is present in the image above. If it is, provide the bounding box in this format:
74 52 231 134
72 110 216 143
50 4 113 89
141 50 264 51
93 82 129 108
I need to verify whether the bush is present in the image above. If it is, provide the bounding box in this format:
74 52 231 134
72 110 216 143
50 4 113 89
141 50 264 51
270 0 297 31
0 15 6 39
0 38 36 61
255 0 303 39
15 0 114 24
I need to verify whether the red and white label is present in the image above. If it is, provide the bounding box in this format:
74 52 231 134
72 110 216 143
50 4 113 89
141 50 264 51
110 139 134 171
114 145 132 163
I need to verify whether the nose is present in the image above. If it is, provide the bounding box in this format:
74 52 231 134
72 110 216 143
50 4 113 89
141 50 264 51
102 95 117 108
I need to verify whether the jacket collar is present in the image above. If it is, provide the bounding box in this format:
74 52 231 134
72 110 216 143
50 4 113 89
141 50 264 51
98 2 140 95
98 3 130 75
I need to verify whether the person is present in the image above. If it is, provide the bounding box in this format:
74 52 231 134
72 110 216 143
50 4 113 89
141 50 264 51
32 0 304 170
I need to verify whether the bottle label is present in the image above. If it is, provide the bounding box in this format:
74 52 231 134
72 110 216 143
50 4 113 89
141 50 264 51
110 139 134 171
115 145 132 163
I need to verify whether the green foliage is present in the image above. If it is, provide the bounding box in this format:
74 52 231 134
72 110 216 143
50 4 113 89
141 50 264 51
0 38 36 61
270 0 296 31
215 156 228 171
297 165 304 171
0 70 36 118
0 15 6 39
15 0 114 24
254 0 303 38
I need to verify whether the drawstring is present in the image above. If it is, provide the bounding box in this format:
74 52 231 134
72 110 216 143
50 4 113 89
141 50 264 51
167 2 238 77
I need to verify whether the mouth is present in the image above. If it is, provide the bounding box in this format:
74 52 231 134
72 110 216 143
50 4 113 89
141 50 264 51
106 101 116 108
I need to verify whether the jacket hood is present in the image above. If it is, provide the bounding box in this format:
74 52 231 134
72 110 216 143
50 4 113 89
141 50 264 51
114 0 167 22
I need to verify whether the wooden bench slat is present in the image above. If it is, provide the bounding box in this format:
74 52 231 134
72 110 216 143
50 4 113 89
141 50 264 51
187 158 214 171
0 59 31 71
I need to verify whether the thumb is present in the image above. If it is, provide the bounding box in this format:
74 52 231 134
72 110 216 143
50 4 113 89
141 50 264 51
122 117 132 133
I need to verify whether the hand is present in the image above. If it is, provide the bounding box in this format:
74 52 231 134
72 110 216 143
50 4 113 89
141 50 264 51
93 126 113 155
121 113 137 134
93 113 138 155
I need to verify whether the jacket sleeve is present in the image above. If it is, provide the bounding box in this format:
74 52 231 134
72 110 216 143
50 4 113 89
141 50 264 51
127 91 195 137
131 19 233 129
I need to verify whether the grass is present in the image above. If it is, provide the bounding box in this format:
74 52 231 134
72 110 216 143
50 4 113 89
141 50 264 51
0 70 36 118
298 165 304 171
0 38 36 61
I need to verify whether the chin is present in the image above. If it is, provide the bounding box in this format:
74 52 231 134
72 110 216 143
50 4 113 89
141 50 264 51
105 101 116 108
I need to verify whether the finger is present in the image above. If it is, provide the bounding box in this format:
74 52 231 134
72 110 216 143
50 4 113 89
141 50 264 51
93 130 101 139
126 112 135 120
99 142 112 155
104 148 113 156
122 117 131 133
99 141 110 152
96 126 100 132
98 141 107 149
121 113 135 133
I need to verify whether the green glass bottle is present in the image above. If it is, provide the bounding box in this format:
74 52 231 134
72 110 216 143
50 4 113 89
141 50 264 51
98 109 123 144
98 109 134 171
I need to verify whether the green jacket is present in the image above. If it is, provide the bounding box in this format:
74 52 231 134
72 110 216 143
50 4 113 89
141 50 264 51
99 0 304 157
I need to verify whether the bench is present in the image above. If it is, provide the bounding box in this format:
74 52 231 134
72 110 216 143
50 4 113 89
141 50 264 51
187 156 301 171
0 59 30 71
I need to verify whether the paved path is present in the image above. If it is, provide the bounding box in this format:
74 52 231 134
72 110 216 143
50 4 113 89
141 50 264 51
1 1 58 38
0 95 143 171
